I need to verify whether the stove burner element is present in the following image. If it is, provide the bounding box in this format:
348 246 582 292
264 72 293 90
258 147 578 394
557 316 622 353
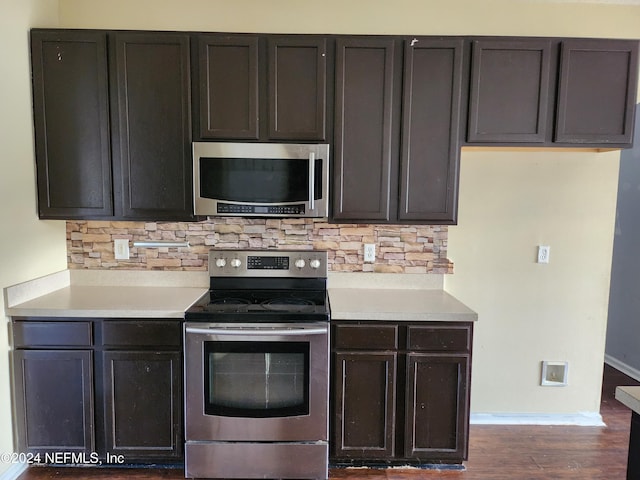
264 297 314 306
211 298 250 305
261 297 315 312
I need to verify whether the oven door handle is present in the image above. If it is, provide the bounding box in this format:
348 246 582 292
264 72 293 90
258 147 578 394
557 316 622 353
185 326 328 336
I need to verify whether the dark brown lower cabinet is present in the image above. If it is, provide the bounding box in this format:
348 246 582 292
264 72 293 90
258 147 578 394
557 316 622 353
12 318 183 464
13 349 95 454
331 321 472 465
101 351 182 460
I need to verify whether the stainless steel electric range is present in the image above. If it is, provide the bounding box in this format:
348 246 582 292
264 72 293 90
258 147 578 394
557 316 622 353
183 249 330 480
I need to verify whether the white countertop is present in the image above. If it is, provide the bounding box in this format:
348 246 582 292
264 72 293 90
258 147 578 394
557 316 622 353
616 386 640 414
6 285 207 319
4 269 476 322
329 288 477 322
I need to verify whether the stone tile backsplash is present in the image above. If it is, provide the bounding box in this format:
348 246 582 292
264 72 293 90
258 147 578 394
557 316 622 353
66 218 452 273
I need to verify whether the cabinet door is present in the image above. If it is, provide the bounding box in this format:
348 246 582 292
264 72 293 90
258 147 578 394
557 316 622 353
197 35 259 139
404 353 469 461
13 350 94 454
268 36 327 140
468 39 552 143
31 30 112 219
555 39 639 145
110 32 193 220
102 351 182 460
333 38 399 222
332 351 397 459
399 38 464 223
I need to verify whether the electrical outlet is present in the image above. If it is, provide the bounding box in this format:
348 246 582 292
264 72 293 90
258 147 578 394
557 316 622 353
537 245 550 264
114 239 130 260
364 244 376 263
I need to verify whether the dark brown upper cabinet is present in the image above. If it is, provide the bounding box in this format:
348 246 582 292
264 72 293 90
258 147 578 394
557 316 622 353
268 36 327 140
30 29 193 221
399 38 464 223
195 34 328 141
31 30 113 219
467 39 552 143
466 37 639 148
333 37 463 224
332 37 399 223
555 39 639 145
110 32 193 220
196 35 259 139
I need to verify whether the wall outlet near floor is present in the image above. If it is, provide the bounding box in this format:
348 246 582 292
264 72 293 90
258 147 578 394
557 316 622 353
541 361 568 386
364 243 376 263
114 239 130 260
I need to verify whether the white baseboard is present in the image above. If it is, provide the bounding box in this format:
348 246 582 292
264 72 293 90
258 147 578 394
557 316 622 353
605 354 640 382
470 412 605 426
0 463 27 480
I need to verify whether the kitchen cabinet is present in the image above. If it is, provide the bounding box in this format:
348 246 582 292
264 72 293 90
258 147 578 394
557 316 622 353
98 320 183 461
13 349 95 454
399 38 464 222
467 39 553 143
467 37 639 147
331 321 472 465
332 37 399 222
110 32 193 220
555 39 639 145
12 318 183 463
30 29 193 220
195 34 328 141
332 37 463 224
30 30 112 218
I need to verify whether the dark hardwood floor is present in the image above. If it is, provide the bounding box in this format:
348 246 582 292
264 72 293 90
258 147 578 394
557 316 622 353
16 364 640 480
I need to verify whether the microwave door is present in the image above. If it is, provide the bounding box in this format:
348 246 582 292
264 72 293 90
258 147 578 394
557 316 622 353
192 143 329 218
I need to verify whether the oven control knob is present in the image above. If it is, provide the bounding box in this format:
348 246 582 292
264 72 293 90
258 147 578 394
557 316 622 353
215 258 227 268
230 258 242 268
294 259 306 269
310 259 321 269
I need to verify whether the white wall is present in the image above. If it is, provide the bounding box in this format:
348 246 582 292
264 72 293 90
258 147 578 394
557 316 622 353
447 150 619 415
0 0 63 475
54 0 639 419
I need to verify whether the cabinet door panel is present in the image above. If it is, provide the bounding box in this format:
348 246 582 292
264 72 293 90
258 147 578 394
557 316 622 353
268 36 327 140
102 351 182 459
555 39 639 145
198 35 259 139
468 39 552 143
405 353 469 461
333 38 397 221
399 38 463 222
31 30 112 218
111 32 192 220
14 350 94 453
333 352 396 459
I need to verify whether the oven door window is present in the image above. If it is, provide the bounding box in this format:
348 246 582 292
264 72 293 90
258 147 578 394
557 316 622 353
199 157 323 203
204 341 309 418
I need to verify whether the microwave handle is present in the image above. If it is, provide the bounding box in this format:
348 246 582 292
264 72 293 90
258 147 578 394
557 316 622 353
308 152 315 211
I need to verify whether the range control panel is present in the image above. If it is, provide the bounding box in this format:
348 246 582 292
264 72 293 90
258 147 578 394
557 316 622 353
208 249 327 278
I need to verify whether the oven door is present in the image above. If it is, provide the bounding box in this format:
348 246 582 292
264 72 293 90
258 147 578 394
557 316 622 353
184 322 329 442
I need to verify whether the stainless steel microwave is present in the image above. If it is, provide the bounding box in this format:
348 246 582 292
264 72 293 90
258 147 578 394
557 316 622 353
193 142 330 218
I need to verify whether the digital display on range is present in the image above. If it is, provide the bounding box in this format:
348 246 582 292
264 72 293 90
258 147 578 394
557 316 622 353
247 256 289 270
